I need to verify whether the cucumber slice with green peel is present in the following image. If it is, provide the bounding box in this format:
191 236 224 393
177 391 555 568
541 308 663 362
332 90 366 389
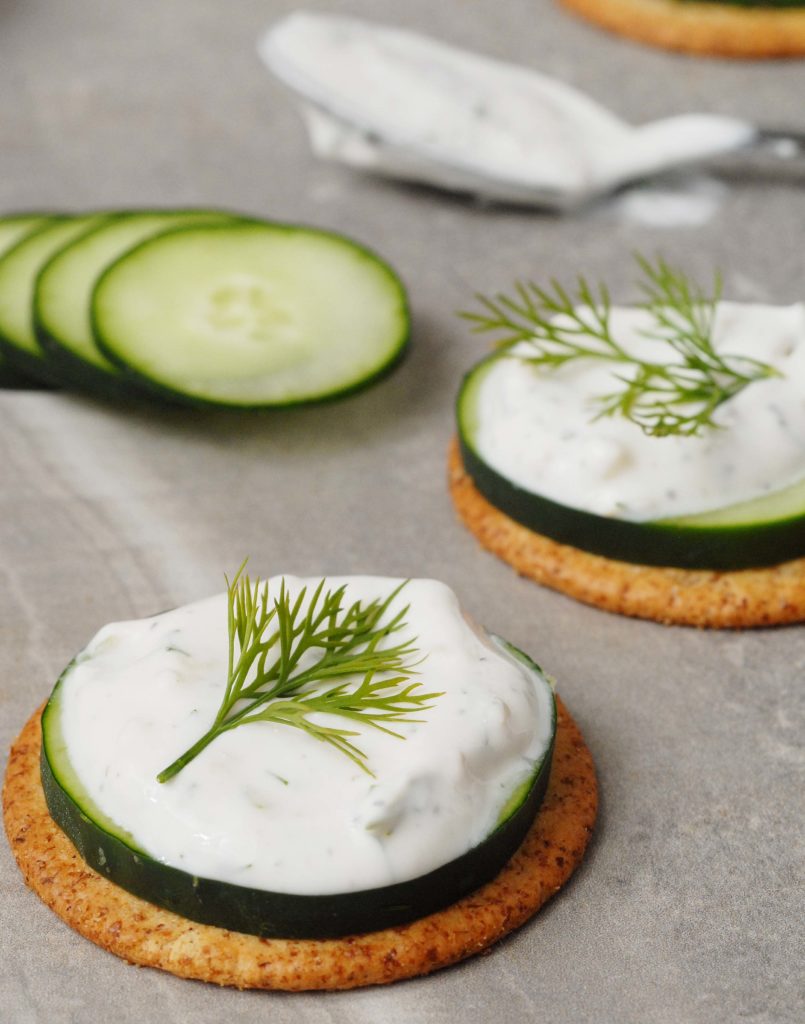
0 354 54 389
92 221 410 408
0 214 56 389
35 209 237 394
0 213 54 256
0 214 111 381
41 638 555 939
458 353 805 571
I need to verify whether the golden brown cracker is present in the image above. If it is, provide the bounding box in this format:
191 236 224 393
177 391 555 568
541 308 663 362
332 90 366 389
3 699 596 991
449 438 805 628
561 0 805 58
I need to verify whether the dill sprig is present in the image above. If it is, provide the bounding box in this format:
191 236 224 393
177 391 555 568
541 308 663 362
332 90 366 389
461 255 779 437
157 565 439 782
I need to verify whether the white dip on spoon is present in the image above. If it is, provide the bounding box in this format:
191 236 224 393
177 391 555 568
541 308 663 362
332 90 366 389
259 12 753 208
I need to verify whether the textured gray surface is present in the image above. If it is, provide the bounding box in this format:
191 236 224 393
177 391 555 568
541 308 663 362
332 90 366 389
0 1 803 1021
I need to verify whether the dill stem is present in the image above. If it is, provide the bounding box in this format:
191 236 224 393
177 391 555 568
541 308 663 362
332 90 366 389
156 573 429 783
157 727 221 783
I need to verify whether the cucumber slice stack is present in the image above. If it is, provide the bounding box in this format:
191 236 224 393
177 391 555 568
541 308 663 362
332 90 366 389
0 209 409 407
0 213 112 384
0 214 54 387
35 210 234 395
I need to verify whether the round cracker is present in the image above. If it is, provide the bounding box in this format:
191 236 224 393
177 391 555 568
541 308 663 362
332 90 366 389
3 699 596 991
449 438 805 628
561 0 805 58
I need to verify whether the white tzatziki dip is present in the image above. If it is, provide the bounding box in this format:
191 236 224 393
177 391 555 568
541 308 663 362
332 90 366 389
472 302 805 521
55 577 554 895
259 12 752 206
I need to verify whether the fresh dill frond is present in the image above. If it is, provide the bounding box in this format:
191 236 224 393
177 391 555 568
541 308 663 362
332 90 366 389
157 565 439 783
461 255 780 438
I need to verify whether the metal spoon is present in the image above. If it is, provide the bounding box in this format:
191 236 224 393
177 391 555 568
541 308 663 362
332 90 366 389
259 12 805 211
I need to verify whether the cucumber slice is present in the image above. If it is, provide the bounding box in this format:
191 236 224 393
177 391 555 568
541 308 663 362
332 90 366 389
92 221 409 407
41 638 555 939
35 209 236 395
0 356 53 389
0 213 53 255
0 214 111 381
458 353 805 571
0 214 55 388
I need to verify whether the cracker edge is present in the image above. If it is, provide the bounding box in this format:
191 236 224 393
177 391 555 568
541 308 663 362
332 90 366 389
3 698 597 992
560 0 805 58
448 437 805 628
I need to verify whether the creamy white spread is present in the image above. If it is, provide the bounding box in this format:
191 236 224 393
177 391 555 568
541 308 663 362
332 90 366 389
472 302 805 520
259 13 753 206
56 577 554 895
